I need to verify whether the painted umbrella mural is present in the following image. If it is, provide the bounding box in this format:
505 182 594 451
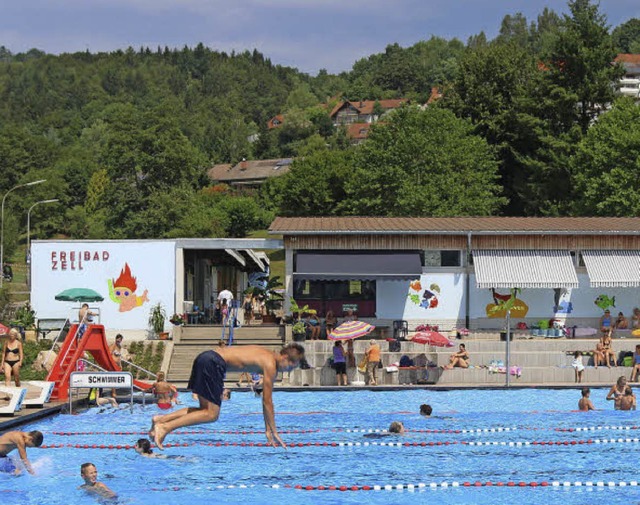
55 288 104 303
328 321 376 341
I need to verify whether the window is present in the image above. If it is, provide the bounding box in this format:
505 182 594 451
423 250 462 267
293 280 376 301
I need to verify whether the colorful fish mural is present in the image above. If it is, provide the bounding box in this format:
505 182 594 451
108 263 149 312
594 294 616 311
408 280 440 310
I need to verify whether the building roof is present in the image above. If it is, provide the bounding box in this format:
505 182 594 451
329 99 408 118
615 54 640 64
269 216 640 235
346 122 372 140
207 158 293 184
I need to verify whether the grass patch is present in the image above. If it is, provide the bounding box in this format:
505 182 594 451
247 229 284 280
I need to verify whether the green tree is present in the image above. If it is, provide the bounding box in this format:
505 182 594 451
542 0 624 133
612 18 640 53
261 149 353 216
443 42 541 214
342 106 505 216
571 98 640 216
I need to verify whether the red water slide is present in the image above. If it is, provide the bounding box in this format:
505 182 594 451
47 324 151 400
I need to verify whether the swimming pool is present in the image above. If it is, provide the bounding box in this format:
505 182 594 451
2 388 639 505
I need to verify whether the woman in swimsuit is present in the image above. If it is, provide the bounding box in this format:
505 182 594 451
607 376 628 410
1 328 23 387
150 371 177 410
600 330 616 368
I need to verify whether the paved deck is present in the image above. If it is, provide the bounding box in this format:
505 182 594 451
0 401 66 432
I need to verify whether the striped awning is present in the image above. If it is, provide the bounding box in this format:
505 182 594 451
473 250 579 289
582 250 640 287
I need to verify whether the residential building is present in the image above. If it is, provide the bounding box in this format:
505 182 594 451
330 99 408 126
615 54 640 99
207 158 294 188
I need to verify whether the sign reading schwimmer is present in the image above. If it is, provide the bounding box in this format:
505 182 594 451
70 372 132 388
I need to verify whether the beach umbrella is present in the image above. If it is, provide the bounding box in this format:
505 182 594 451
328 320 375 341
55 288 104 302
411 331 454 347
0 323 10 335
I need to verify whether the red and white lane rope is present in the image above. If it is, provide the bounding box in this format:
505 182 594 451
556 425 640 432
40 436 640 450
48 425 640 437
148 480 640 491
49 429 320 436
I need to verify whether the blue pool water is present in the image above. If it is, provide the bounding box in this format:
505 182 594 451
2 388 640 504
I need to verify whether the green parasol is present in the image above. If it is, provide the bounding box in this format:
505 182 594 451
55 288 104 303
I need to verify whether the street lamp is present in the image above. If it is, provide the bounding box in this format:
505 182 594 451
26 199 59 291
0 179 46 288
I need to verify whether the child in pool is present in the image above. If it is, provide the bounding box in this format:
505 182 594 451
79 462 117 499
578 388 595 411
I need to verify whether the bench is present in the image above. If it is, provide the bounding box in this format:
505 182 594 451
0 386 27 415
23 381 55 407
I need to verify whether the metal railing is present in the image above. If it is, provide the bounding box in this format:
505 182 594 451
120 358 158 385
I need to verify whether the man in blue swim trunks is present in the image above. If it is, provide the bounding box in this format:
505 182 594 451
149 343 305 450
0 430 43 475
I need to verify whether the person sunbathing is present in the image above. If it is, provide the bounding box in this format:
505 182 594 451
443 344 469 370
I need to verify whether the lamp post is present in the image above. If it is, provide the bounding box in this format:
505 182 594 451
27 199 59 288
1 180 46 288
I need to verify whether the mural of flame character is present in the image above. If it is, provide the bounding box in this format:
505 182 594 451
108 263 149 312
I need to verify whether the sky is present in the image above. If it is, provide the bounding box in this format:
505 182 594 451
2 1 639 75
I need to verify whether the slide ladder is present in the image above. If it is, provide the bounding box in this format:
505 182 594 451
46 324 152 400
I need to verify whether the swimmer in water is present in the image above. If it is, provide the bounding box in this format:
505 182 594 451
0 430 43 475
79 462 117 500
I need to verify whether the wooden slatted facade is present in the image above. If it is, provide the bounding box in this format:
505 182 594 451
285 234 640 251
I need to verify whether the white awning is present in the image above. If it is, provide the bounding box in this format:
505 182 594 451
582 250 640 287
473 250 579 289
225 249 246 267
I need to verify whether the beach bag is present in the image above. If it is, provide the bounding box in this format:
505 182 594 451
623 356 633 367
399 355 414 367
357 356 368 374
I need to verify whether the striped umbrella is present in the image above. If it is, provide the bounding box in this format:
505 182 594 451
328 321 375 341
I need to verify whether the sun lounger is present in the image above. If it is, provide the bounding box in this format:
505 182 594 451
23 381 55 407
0 386 27 415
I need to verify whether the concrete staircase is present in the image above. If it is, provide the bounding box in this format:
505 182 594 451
287 334 640 387
168 324 285 384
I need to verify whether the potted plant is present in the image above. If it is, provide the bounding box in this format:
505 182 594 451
12 302 36 341
148 302 168 339
170 313 185 326
245 276 284 324
290 298 309 341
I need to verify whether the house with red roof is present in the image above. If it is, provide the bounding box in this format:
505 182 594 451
615 54 640 99
330 98 408 126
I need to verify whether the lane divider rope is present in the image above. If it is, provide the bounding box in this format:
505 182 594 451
147 480 640 491
49 429 321 436
48 425 640 437
39 437 640 450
